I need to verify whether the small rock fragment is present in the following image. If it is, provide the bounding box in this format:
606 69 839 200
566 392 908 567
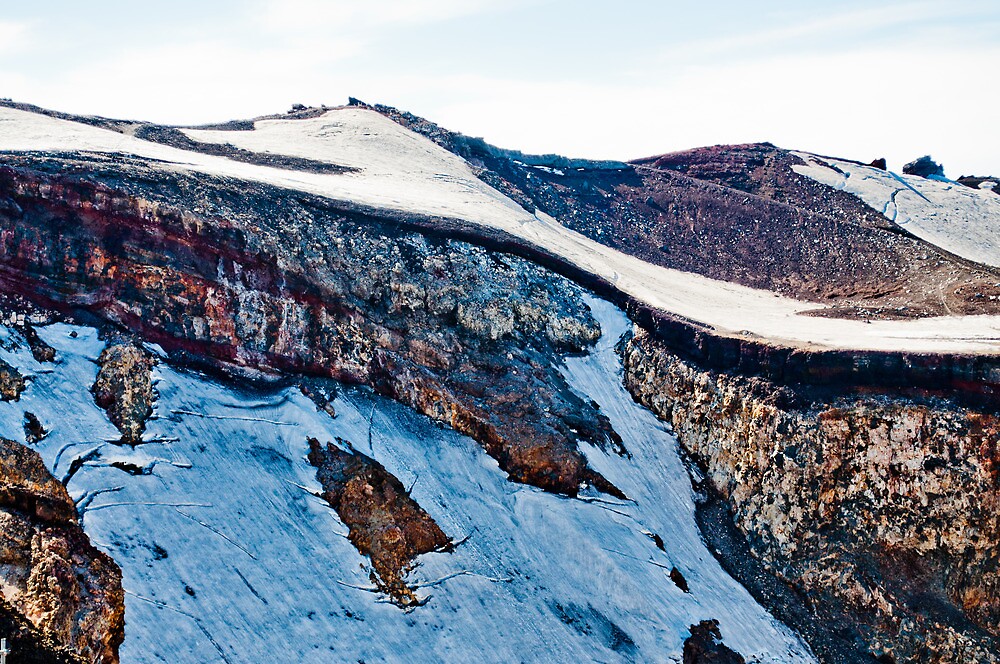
22 411 46 444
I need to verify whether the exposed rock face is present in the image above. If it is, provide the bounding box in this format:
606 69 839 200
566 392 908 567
682 619 746 664
0 437 124 663
91 341 155 444
0 596 84 664
0 356 25 401
623 327 1000 663
307 437 450 606
0 161 619 496
903 155 945 178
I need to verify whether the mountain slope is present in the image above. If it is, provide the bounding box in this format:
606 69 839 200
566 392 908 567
0 99 997 663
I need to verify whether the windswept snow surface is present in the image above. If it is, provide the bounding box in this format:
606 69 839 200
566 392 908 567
791 152 1000 268
0 314 815 663
2 106 1000 353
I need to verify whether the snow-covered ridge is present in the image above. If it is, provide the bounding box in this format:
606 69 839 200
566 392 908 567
2 105 1000 354
791 152 1000 269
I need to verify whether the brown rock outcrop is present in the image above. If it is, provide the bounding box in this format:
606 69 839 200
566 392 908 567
91 341 155 445
623 326 1000 663
0 356 25 401
0 595 84 663
307 437 450 606
0 437 124 663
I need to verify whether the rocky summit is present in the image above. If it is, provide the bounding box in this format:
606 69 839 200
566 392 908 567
0 98 997 663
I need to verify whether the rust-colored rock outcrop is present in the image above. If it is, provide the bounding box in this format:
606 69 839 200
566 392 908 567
307 437 450 606
623 327 1000 663
0 437 124 663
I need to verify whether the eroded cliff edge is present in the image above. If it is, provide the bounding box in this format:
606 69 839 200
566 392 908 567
0 159 623 497
623 326 1000 663
3 106 1000 661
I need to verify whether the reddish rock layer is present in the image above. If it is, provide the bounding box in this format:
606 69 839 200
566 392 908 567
0 162 620 497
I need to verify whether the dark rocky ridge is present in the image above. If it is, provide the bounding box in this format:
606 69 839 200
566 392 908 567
0 157 622 497
365 103 1000 321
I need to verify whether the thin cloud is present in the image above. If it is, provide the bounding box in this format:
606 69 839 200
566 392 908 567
0 21 30 55
656 1 996 62
255 0 511 32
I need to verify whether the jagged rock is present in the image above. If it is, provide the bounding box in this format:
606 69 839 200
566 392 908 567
903 155 945 178
0 437 124 663
869 157 887 170
90 342 154 445
22 411 46 444
682 620 745 664
0 356 25 401
307 437 449 606
623 327 1000 663
0 595 83 663
0 166 619 497
18 325 55 363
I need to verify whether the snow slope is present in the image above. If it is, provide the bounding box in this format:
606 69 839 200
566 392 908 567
0 310 815 663
791 152 1000 268
2 105 1000 353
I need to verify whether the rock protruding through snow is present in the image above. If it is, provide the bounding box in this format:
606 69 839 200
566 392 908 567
91 341 155 445
307 436 451 607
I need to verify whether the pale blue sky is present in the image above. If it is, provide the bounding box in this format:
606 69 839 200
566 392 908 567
1 1 998 174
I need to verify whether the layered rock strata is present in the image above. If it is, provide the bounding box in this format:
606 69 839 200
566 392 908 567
0 160 620 496
623 326 1000 663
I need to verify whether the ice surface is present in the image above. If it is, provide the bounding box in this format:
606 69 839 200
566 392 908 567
791 152 1000 268
0 312 815 663
2 106 999 353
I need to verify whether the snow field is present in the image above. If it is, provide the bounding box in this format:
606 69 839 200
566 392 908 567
0 309 815 663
